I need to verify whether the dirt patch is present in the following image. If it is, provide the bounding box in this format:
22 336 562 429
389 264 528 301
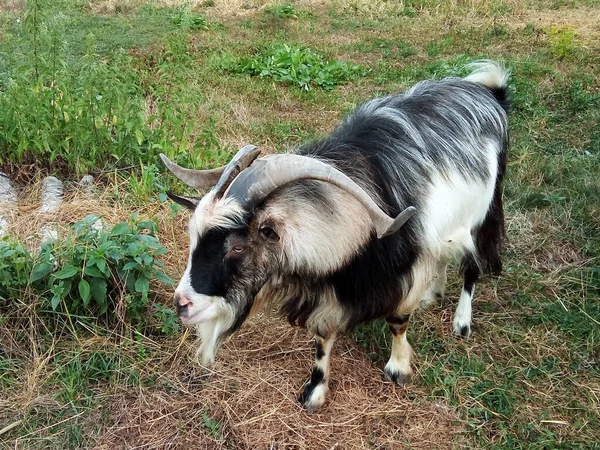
93 318 466 449
507 7 600 47
0 0 25 13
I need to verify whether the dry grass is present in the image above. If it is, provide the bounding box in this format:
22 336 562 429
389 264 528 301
0 179 468 449
92 320 465 449
0 0 25 13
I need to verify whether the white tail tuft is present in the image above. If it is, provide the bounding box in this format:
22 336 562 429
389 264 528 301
464 60 509 89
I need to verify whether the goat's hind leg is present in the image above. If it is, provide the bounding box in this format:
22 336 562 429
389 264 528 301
299 333 336 412
454 253 480 338
420 261 448 309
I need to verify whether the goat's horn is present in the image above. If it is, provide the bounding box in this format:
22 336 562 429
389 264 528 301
213 145 262 198
160 145 261 190
223 154 416 238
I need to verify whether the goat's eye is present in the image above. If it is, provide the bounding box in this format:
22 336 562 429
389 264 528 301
231 245 246 253
259 226 280 242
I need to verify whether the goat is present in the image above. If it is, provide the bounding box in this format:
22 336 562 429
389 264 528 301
161 61 509 412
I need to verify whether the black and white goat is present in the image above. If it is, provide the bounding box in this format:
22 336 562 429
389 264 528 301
161 61 509 412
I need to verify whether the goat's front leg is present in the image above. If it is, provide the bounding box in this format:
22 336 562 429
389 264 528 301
384 314 413 386
298 333 336 412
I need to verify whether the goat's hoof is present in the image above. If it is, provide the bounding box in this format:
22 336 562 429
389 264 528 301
453 321 471 338
298 382 327 413
384 366 412 387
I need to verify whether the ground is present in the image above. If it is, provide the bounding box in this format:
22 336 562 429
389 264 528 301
0 0 599 449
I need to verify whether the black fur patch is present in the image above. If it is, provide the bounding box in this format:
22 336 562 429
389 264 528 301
298 383 314 405
488 85 511 114
315 339 325 360
460 254 479 295
474 146 507 276
310 367 325 385
189 228 230 297
386 314 410 325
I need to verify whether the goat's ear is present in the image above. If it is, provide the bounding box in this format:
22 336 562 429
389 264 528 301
166 191 200 210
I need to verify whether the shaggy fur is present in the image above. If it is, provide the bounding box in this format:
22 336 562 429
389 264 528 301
167 61 510 410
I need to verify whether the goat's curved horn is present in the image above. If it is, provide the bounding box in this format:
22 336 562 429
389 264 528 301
223 154 416 238
160 145 261 190
213 145 262 198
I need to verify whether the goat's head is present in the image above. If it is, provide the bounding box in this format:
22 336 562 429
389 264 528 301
161 146 416 364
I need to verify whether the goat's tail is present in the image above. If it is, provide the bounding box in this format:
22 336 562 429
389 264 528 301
464 60 510 113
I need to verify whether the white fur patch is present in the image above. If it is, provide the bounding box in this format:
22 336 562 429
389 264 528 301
189 191 246 242
420 262 448 309
258 183 373 276
453 288 473 337
303 382 329 413
419 141 498 263
195 309 236 365
175 270 236 365
464 60 510 90
385 333 414 378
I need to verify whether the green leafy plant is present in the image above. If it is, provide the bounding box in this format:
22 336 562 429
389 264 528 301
265 3 299 19
30 214 174 328
169 9 209 30
201 412 222 439
232 43 367 91
0 239 34 301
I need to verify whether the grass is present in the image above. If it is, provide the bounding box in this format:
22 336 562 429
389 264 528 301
1 0 599 448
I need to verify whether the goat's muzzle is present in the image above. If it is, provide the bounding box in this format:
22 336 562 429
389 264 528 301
174 292 193 317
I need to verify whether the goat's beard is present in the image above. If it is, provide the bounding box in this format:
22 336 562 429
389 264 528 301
195 308 236 365
193 289 257 365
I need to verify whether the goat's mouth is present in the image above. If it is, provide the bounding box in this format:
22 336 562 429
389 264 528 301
179 302 218 325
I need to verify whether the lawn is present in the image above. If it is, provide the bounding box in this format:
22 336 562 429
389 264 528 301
0 0 599 448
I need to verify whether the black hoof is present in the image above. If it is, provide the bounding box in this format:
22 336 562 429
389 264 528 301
384 369 412 387
459 325 470 338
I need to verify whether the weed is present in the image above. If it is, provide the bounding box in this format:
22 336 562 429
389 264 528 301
169 9 209 31
546 26 579 59
201 412 222 440
265 3 298 19
231 43 367 91
0 238 33 301
128 164 165 202
28 214 174 330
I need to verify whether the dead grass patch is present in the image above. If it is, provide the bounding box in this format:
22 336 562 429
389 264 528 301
90 318 466 449
0 0 25 13
506 210 586 274
507 7 600 48
87 0 205 15
1 181 466 449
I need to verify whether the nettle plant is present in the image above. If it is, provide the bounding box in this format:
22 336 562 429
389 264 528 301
0 239 34 302
30 214 175 330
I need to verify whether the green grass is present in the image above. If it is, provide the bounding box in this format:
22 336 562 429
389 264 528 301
1 0 599 448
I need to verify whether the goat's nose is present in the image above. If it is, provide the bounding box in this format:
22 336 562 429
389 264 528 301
173 293 193 315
